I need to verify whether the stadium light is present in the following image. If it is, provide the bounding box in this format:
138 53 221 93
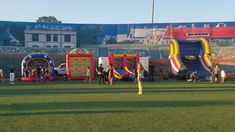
152 0 155 24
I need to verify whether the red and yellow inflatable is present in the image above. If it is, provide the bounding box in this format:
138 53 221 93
108 54 139 80
66 54 94 80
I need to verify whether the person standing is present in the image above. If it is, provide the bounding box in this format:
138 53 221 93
107 64 114 85
45 69 50 82
220 68 226 83
96 64 104 84
41 66 46 80
0 67 4 82
85 66 91 83
213 65 220 83
31 67 36 79
210 67 214 83
9 65 15 85
140 68 145 81
148 62 155 81
137 63 143 95
159 66 164 79
24 67 29 78
36 66 41 82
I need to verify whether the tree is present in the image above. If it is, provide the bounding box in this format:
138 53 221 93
36 16 62 23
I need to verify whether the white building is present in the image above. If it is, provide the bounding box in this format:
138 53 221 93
25 25 77 48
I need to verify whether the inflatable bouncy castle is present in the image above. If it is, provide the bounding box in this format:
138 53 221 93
20 53 55 81
108 54 139 80
66 53 94 80
66 48 95 80
169 38 214 79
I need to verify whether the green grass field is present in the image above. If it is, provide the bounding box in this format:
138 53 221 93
0 80 235 132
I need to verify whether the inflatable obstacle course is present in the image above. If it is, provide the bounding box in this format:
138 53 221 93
169 38 214 79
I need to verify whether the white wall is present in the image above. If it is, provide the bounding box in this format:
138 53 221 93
24 30 77 48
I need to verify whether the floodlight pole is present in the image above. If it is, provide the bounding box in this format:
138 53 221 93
151 0 155 45
152 0 155 24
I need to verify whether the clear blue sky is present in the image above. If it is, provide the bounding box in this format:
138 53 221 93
0 0 235 24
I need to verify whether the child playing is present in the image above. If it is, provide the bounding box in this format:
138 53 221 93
220 68 226 83
187 71 199 82
0 67 4 82
45 69 50 82
107 64 114 85
85 66 91 83
137 63 143 95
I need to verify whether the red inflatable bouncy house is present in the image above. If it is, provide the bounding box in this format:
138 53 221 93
66 54 94 80
108 54 139 80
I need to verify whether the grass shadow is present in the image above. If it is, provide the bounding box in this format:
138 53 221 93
0 100 235 112
0 109 135 117
0 86 235 96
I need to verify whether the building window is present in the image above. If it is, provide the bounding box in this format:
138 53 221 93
53 45 58 48
53 35 58 42
46 34 51 42
64 46 71 48
64 35 71 42
32 34 39 41
187 32 209 37
46 45 51 48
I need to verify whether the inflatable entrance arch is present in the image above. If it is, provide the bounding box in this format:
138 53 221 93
169 38 214 79
21 53 55 81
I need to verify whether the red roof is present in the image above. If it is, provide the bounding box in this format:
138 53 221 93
163 26 235 39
